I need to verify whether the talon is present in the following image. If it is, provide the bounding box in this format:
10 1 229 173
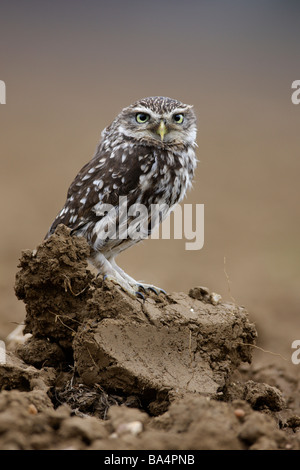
135 291 145 301
146 286 159 295
137 284 147 293
137 283 167 296
103 274 108 281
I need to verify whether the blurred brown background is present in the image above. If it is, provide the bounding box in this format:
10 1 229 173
1 1 299 366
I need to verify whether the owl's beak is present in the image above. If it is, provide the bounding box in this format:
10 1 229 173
157 120 167 141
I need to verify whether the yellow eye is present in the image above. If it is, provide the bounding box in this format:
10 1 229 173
136 113 150 123
173 113 184 124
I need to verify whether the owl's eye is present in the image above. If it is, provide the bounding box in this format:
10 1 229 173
136 113 150 123
173 113 184 124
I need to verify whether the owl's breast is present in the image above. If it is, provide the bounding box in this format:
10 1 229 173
138 146 196 209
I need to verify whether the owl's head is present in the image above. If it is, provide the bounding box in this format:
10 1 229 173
107 96 197 148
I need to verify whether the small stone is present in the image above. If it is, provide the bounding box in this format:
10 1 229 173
234 408 245 419
28 404 38 415
188 286 210 301
210 292 222 305
189 287 222 306
116 421 143 436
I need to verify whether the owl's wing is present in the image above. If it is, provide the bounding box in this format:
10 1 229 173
45 144 155 240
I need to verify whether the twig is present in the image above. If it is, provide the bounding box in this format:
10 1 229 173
87 347 98 368
48 310 83 326
237 342 288 362
48 310 77 334
223 256 237 304
63 275 88 297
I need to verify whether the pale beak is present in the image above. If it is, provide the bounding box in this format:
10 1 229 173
157 120 167 141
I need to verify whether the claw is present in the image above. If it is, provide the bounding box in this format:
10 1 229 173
137 283 147 293
136 283 166 296
97 269 165 301
135 291 145 301
146 286 160 295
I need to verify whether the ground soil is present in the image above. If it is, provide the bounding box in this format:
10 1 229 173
1 225 300 450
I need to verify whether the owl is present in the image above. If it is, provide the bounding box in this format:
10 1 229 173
46 96 197 298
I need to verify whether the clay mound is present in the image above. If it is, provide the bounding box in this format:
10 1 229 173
15 226 94 352
3 224 298 449
14 225 256 414
74 292 255 414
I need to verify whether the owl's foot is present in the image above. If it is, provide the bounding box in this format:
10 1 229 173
91 253 165 300
103 274 165 301
136 283 166 296
90 253 138 298
109 260 166 297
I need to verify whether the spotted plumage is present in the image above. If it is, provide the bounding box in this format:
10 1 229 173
46 96 197 297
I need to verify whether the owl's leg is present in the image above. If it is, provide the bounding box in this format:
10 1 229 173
110 259 138 285
90 252 142 298
110 259 166 296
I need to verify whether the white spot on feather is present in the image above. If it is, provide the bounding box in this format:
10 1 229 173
93 179 104 189
69 214 78 223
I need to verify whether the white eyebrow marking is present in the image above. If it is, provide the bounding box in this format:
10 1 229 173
131 107 160 120
131 106 191 121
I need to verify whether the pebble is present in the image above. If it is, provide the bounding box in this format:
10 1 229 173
116 421 143 436
28 404 38 415
234 408 245 419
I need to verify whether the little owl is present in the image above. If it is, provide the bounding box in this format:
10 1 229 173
46 96 197 298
